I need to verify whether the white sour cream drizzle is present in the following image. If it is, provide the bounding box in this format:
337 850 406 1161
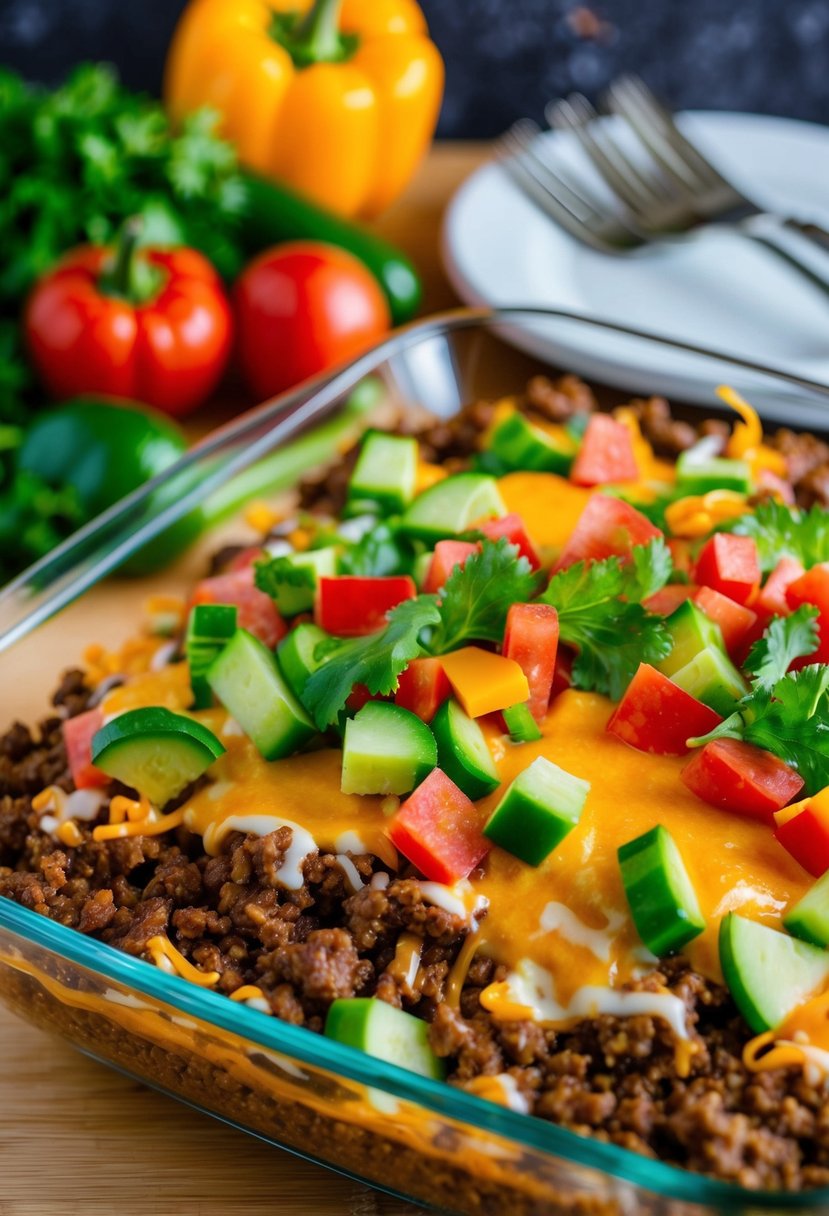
38 788 107 837
189 812 317 889
494 958 690 1041
534 901 625 963
418 879 489 927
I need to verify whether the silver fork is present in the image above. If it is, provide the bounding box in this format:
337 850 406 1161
536 80 829 291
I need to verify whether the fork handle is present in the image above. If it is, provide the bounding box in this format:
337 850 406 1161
740 212 829 295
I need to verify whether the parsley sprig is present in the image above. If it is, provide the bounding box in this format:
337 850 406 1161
539 538 673 699
691 666 829 795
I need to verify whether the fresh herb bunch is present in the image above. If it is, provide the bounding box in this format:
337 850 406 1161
730 500 829 573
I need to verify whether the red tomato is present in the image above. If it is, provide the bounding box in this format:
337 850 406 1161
26 242 232 417
423 541 480 594
503 602 560 722
192 566 286 649
758 556 805 617
315 575 416 637
644 585 696 615
570 414 638 487
555 494 662 571
388 768 490 884
694 533 760 606
62 708 109 790
606 663 723 755
786 564 829 664
395 658 451 723
692 586 758 658
234 242 390 399
681 739 804 823
476 513 541 569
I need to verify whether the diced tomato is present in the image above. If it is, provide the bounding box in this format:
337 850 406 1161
62 708 109 790
550 647 574 700
786 564 829 665
345 684 390 712
394 658 451 723
644 585 696 615
755 469 795 505
681 739 804 824
758 556 805 617
692 585 758 658
227 546 266 572
554 494 662 571
694 533 760 607
606 663 723 756
775 792 829 877
570 414 638 487
502 602 559 722
192 565 287 648
388 768 490 883
477 513 541 570
423 541 479 594
315 575 416 637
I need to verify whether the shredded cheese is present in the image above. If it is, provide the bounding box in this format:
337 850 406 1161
244 500 281 534
146 935 220 987
718 385 788 478
230 985 267 1003
665 489 751 538
93 807 184 842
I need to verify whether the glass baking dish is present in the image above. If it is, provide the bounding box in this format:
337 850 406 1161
3 307 829 1215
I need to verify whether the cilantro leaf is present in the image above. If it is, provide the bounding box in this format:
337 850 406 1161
731 500 829 573
743 605 820 689
338 522 414 577
428 539 541 654
690 666 829 795
302 597 440 729
539 540 673 699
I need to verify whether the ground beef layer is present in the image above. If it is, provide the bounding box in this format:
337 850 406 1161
3 379 829 1201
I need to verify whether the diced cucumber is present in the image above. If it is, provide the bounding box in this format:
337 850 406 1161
91 707 225 807
399 474 506 543
657 600 724 679
324 997 445 1080
267 547 339 617
719 912 829 1032
784 872 829 947
676 452 752 495
671 646 749 716
207 629 317 761
185 603 238 709
341 702 437 795
502 702 543 743
413 550 434 590
277 623 329 702
484 756 589 866
347 431 419 514
618 825 704 956
432 699 500 800
488 412 577 474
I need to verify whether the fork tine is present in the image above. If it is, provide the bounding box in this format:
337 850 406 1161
546 93 676 216
506 120 612 224
606 76 728 195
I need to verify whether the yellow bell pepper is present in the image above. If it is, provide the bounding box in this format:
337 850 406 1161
164 0 444 219
441 648 531 719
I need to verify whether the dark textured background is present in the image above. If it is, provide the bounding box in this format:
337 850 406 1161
1 0 828 135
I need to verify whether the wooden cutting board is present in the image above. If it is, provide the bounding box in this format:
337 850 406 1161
0 143 486 1216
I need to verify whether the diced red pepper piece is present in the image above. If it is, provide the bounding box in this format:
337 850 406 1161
775 792 829 877
694 533 760 607
786 564 829 665
693 585 759 658
423 541 479 594
758 556 805 617
681 738 804 824
345 684 390 712
644 585 696 615
388 768 490 884
315 575 417 637
606 663 723 756
62 708 109 790
554 494 662 571
394 658 451 723
502 602 559 722
192 566 286 649
570 414 638 487
477 513 541 570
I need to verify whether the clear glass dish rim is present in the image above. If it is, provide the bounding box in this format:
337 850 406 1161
4 305 829 1208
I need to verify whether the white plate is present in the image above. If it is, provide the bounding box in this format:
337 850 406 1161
443 112 829 425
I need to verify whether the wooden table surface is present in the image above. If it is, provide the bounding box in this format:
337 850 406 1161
0 142 488 1216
